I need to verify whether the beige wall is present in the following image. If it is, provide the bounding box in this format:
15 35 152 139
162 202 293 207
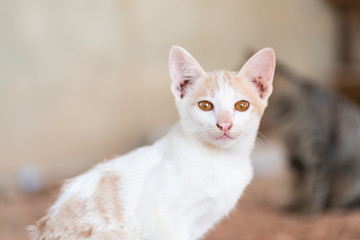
0 0 337 193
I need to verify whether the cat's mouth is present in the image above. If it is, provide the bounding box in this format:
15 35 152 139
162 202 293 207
217 133 233 140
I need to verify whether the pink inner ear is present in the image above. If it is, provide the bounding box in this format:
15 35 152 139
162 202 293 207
169 46 205 99
239 48 276 100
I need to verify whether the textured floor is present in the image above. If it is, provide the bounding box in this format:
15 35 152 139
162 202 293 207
1 177 360 240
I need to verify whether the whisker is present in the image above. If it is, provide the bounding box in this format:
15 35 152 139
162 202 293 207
256 131 269 143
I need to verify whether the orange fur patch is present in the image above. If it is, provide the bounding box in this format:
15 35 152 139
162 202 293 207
29 173 127 240
30 197 93 239
190 70 266 116
91 230 130 239
222 71 265 116
189 71 220 104
92 173 123 223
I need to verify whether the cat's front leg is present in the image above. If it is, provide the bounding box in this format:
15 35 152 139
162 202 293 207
140 216 192 240
287 153 330 213
289 167 330 214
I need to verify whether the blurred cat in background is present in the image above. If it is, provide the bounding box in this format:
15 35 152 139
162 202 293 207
262 63 360 213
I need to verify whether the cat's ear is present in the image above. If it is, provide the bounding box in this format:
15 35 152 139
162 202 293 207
239 48 276 101
169 46 206 99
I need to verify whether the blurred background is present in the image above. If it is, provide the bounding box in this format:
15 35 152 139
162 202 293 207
1 0 360 239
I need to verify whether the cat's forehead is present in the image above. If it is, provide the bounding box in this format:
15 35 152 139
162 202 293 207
192 70 253 98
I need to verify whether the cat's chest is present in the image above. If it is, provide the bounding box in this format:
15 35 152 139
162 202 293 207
179 154 253 239
160 152 252 208
191 157 251 203
125 142 253 239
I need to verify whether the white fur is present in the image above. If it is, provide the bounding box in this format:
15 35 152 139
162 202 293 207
48 124 253 240
30 46 275 240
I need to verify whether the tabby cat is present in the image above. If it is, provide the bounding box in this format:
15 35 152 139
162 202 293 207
262 64 360 213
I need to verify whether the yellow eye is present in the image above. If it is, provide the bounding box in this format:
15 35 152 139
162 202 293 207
198 101 213 111
235 100 250 111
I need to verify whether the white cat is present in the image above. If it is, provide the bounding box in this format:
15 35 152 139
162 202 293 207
29 46 275 240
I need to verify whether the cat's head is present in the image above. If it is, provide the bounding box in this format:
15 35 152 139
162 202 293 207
169 46 275 150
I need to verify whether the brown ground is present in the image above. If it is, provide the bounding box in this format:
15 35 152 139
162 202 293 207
1 177 359 240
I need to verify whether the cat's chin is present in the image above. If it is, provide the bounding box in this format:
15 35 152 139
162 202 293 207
201 135 238 150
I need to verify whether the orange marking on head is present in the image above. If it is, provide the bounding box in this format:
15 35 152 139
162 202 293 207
187 70 266 116
189 71 220 104
222 71 266 117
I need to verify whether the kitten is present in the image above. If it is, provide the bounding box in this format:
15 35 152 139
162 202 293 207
262 63 360 213
29 46 275 240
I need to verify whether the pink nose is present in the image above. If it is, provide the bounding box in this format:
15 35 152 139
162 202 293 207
217 122 233 132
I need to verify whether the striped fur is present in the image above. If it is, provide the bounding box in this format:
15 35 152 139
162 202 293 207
263 64 360 213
